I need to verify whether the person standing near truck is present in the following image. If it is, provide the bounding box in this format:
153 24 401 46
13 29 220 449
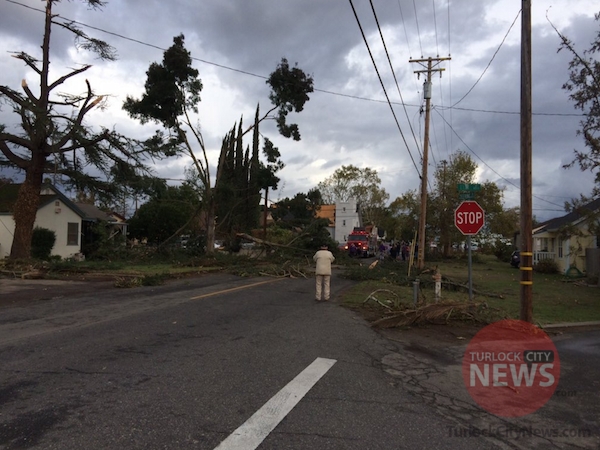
313 244 335 302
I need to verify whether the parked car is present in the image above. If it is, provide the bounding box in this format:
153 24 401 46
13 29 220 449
510 250 520 268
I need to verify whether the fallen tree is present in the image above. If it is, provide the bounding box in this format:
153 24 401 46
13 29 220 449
236 232 311 253
370 301 503 328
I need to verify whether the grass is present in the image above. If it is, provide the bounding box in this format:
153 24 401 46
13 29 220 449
339 254 600 325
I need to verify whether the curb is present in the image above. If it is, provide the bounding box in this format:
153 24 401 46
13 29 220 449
542 321 600 329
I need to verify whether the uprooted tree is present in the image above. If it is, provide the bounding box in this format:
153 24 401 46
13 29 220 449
124 34 314 252
0 0 176 259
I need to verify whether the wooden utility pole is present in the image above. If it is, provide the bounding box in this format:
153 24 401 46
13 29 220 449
520 0 533 322
410 56 451 270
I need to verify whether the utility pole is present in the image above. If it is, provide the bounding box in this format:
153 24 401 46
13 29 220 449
410 56 451 270
520 0 533 322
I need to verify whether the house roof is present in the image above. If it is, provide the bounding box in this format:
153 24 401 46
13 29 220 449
75 202 119 223
315 204 335 226
534 197 600 234
0 183 86 218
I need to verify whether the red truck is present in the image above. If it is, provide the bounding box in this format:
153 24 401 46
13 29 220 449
344 227 376 257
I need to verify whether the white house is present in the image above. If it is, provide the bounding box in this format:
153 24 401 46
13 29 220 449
1 183 129 259
334 199 362 245
532 197 600 274
1 183 84 259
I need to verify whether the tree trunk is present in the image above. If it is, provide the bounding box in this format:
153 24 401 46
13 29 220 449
205 196 216 255
442 230 452 258
10 168 44 259
263 187 268 239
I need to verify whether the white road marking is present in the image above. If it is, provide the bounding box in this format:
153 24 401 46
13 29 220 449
214 357 337 450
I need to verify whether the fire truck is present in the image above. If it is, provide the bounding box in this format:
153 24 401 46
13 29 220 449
344 227 377 257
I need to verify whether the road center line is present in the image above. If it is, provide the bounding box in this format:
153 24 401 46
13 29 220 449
189 278 285 300
214 357 337 450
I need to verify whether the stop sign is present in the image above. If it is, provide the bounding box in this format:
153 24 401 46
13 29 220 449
454 201 485 235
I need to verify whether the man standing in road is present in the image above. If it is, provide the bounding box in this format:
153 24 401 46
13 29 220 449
313 244 335 302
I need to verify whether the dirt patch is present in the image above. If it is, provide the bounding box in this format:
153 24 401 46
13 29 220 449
345 302 487 349
379 321 484 347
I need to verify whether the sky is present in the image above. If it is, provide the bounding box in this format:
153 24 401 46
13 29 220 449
0 0 599 221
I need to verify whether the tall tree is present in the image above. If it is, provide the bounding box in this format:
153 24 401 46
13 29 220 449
272 191 321 226
0 0 171 259
213 116 262 239
124 35 214 245
554 14 600 195
125 40 313 252
389 190 420 242
257 136 285 235
429 152 506 256
390 151 509 256
428 153 477 256
317 165 389 224
128 183 200 244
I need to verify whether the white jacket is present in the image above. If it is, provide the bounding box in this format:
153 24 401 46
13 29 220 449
313 250 335 275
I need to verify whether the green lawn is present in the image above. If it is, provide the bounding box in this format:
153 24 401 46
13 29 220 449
339 254 600 325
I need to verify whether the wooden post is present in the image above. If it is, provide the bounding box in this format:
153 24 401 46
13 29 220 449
409 56 451 270
520 0 533 323
434 268 442 302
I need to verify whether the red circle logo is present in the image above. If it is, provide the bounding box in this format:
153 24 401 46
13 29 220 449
462 319 560 417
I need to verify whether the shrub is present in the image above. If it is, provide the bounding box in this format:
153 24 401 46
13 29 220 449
82 220 128 260
141 273 169 286
492 241 514 262
534 259 559 274
31 227 56 260
114 276 142 288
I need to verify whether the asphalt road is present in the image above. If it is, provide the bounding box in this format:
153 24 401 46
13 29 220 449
0 272 598 449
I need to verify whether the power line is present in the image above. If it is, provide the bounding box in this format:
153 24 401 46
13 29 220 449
446 0 454 156
369 0 423 161
397 0 414 59
432 108 567 209
432 0 440 57
412 0 424 57
348 0 421 178
436 105 583 117
446 0 451 57
451 9 521 108
5 0 583 118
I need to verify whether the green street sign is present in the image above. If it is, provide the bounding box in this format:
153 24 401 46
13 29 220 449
459 192 475 200
457 183 481 192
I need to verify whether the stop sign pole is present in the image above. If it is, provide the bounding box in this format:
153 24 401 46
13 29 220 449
455 201 485 301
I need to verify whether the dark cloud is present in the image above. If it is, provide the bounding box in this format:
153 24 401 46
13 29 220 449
0 0 598 222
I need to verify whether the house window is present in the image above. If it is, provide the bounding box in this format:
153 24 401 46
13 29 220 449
558 238 563 258
343 220 346 226
55 201 60 206
343 207 346 212
67 222 79 246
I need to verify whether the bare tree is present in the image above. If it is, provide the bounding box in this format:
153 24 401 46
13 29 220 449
0 0 174 259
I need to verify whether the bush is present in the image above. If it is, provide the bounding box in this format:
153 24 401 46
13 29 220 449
31 227 56 260
534 259 559 274
141 272 169 286
82 220 128 260
492 241 514 262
